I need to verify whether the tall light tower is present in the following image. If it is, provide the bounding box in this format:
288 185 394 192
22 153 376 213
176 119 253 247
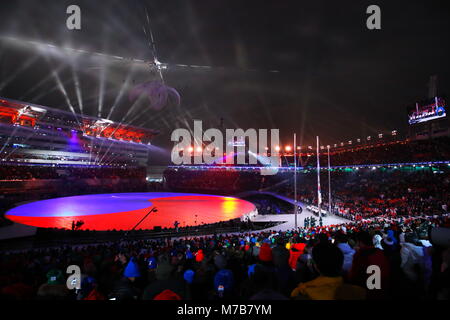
316 136 322 218
294 133 298 229
327 145 332 215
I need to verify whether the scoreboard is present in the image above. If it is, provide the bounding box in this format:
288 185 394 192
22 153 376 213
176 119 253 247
408 97 447 125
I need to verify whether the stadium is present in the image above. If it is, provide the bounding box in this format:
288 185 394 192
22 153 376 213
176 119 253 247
0 1 449 305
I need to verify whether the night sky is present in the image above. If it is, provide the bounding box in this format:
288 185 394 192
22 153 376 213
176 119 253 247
0 0 449 164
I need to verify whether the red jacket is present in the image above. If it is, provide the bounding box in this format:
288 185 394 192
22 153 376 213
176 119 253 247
289 243 306 270
195 249 204 262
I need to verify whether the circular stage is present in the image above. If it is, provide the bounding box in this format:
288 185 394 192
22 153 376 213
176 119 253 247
5 192 257 231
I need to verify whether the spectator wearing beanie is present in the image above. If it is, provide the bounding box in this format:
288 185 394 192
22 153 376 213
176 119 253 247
183 269 195 284
153 289 182 300
214 269 234 298
37 269 70 300
195 249 205 263
109 258 142 300
123 257 141 281
259 243 273 263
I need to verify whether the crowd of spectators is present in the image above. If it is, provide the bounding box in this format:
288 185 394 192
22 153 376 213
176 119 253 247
0 164 147 181
164 165 450 221
306 136 450 167
164 137 450 193
284 167 450 220
1 214 449 300
32 219 260 247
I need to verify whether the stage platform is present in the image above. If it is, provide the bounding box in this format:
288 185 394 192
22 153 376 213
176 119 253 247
5 192 256 231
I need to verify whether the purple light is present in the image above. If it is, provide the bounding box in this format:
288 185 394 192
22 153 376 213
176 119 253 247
168 160 450 171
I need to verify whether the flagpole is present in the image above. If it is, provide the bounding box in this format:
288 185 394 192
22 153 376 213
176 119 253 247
316 136 321 218
294 133 297 229
327 145 332 215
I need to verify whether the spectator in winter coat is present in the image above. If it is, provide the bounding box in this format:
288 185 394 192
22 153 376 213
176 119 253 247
400 233 425 283
108 257 142 300
291 243 365 300
289 242 306 271
37 269 70 300
240 264 278 299
214 269 234 299
335 233 355 275
272 239 290 269
349 231 391 299
258 243 273 263
142 258 188 300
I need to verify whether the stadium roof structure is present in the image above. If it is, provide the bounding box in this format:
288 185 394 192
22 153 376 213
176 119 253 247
0 96 159 143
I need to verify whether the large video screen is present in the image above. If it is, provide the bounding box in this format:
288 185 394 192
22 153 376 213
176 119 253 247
408 97 447 125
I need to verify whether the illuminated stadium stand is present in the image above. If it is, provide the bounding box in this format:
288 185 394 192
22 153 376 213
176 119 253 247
0 97 159 167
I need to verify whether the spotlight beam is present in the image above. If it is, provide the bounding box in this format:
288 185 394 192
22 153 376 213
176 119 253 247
0 35 280 79
72 62 84 114
97 63 107 118
19 63 67 100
